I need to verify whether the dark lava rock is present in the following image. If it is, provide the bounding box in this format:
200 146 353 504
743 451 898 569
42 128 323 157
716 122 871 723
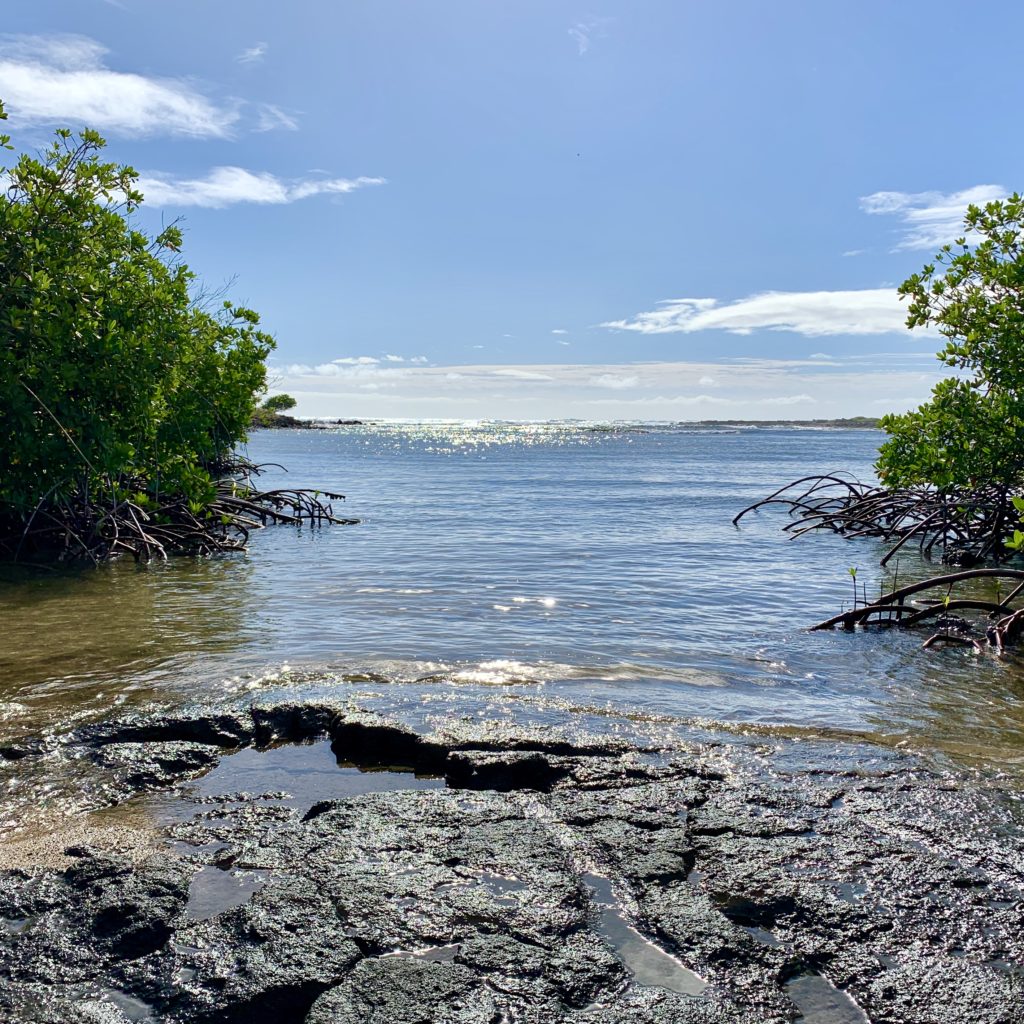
67 854 191 959
82 709 255 749
307 958 496 1024
94 741 221 790
1 700 1022 1023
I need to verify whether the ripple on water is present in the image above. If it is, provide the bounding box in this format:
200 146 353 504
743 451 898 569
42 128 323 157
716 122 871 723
2 425 1023 781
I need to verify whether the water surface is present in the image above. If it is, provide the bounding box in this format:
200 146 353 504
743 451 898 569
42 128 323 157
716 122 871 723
2 422 1023 781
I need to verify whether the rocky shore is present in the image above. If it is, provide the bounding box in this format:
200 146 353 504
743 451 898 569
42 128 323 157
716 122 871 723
0 699 1022 1022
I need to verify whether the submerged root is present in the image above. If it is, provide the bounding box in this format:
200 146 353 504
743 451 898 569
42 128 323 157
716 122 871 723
810 567 1024 651
734 474 1021 566
0 458 358 564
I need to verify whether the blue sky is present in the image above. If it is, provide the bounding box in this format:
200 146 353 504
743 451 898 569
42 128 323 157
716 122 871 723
2 1 1021 419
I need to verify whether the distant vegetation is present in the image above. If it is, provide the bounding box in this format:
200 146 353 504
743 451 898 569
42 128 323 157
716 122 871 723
0 103 351 562
252 393 300 428
693 417 882 429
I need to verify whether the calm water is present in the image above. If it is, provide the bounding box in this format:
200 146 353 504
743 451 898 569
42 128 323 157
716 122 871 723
2 422 1024 781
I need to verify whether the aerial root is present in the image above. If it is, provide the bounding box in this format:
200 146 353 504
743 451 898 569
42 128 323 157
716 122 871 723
0 458 358 564
810 567 1024 651
735 474 1020 566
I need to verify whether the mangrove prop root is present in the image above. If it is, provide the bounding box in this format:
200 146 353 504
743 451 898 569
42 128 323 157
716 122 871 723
735 475 1020 565
0 459 358 564
810 567 1024 651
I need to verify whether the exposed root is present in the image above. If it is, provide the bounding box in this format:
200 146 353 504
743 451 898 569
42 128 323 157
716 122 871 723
0 458 358 564
810 567 1024 651
734 475 1019 566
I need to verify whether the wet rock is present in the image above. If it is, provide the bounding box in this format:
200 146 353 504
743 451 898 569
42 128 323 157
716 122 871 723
445 749 572 791
83 709 255 749
250 699 350 747
306 958 496 1024
94 741 221 790
0 737 47 761
160 875 362 1023
1 701 1023 1023
545 930 627 1007
942 545 982 567
67 854 190 959
329 710 449 772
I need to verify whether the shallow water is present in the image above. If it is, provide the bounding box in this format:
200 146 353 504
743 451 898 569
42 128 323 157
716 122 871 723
2 422 1024 781
584 872 707 996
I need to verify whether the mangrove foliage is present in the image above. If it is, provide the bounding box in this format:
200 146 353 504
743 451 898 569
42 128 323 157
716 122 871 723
739 193 1024 570
0 102 352 563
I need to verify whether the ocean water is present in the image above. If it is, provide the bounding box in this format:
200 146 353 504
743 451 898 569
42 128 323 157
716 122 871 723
2 422 1023 781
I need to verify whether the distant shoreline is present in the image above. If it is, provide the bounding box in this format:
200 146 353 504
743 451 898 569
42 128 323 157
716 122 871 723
256 415 883 430
687 416 882 429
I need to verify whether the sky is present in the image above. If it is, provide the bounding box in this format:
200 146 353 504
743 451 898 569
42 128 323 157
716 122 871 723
2 1 1021 420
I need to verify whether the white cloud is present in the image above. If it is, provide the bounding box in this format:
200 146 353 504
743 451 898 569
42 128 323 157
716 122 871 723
603 288 917 337
492 368 554 381
764 393 816 406
383 355 405 363
271 355 948 420
411 356 429 364
551 328 568 335
859 185 1006 251
0 34 238 137
569 18 612 55
254 103 298 132
236 42 268 65
842 249 864 257
310 360 405 382
590 373 638 390
137 167 385 208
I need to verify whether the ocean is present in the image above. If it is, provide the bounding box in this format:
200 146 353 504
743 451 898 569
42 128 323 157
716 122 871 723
2 422 1023 782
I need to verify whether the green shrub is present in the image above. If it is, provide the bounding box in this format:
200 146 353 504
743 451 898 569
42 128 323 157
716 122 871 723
878 194 1024 490
0 101 274 516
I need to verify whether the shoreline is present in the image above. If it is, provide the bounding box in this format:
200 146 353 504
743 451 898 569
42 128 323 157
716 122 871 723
1 698 1021 1021
251 416 884 430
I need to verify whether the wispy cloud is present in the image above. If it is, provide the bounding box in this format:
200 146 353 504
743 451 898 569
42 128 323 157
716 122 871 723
602 288 919 337
551 328 568 335
859 185 1006 251
272 355 948 420
590 373 638 389
255 103 298 132
0 34 237 137
492 368 554 381
569 18 612 55
137 167 385 208
236 42 268 65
